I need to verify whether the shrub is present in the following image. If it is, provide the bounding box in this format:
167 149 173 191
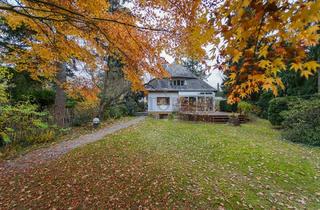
0 67 11 104
71 105 98 126
0 132 10 147
237 101 255 115
105 104 128 119
32 89 55 108
219 100 237 112
255 92 273 119
0 103 56 147
26 129 56 144
268 97 289 126
281 99 320 146
168 113 175 120
125 98 138 116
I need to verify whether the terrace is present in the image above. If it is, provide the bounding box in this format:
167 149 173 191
178 96 247 123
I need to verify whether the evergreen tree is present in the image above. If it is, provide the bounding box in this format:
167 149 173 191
182 59 209 79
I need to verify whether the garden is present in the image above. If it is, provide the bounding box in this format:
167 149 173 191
0 0 320 209
1 118 319 209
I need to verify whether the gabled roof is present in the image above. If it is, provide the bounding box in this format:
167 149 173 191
146 78 215 92
163 63 197 78
145 63 216 92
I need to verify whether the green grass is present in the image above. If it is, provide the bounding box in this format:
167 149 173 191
1 118 320 209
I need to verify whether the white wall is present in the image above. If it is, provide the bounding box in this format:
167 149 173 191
179 91 215 97
148 92 179 112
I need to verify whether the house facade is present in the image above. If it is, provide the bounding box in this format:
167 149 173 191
145 63 216 118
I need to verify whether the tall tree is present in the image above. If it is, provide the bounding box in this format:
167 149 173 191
98 56 131 119
0 0 174 91
53 63 67 126
182 58 209 79
97 0 129 119
1 0 319 105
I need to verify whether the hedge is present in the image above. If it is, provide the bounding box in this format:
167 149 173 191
281 98 320 146
268 97 289 126
219 100 237 112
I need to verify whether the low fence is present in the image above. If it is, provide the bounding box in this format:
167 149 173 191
179 112 248 124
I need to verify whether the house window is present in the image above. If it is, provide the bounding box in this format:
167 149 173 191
171 80 185 86
157 97 170 105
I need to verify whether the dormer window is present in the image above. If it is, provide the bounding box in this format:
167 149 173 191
170 79 186 86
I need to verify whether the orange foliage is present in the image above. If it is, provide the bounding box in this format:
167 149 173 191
1 0 319 103
1 0 177 92
190 0 320 103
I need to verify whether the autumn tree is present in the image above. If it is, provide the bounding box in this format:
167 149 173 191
1 0 319 108
133 0 319 102
97 0 130 119
0 0 178 126
197 0 320 103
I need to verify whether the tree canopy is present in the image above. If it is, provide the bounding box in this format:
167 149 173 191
199 0 319 103
0 0 177 90
0 0 319 103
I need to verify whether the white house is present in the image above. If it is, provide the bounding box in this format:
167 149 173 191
145 63 216 118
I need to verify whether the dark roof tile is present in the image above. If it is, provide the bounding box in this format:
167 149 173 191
145 63 215 91
164 63 197 78
146 78 215 91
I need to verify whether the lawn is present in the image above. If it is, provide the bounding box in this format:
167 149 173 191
1 118 320 209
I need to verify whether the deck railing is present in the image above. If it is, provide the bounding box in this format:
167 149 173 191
179 104 215 113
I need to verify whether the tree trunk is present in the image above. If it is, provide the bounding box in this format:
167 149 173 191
99 69 109 119
318 69 320 93
98 57 131 119
54 63 67 127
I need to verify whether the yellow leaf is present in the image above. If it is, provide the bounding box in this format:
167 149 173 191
270 67 279 76
304 61 320 73
273 58 286 70
230 73 237 80
272 86 278 96
258 60 271 69
240 83 247 89
242 0 251 7
258 46 268 58
300 70 313 79
306 25 320 34
240 92 247 98
276 77 285 90
290 63 303 72
262 83 272 91
232 49 242 63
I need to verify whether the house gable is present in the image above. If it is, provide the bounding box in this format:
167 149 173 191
145 63 216 92
146 63 216 116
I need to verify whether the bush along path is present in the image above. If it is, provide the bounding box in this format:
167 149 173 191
0 117 145 172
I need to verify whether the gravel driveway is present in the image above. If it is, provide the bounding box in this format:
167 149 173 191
0 117 145 172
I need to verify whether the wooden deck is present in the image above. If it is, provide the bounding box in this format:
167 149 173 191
179 111 248 124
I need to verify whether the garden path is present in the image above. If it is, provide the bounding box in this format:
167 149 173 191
0 117 145 172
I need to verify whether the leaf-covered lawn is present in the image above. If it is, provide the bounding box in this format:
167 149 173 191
1 118 320 209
